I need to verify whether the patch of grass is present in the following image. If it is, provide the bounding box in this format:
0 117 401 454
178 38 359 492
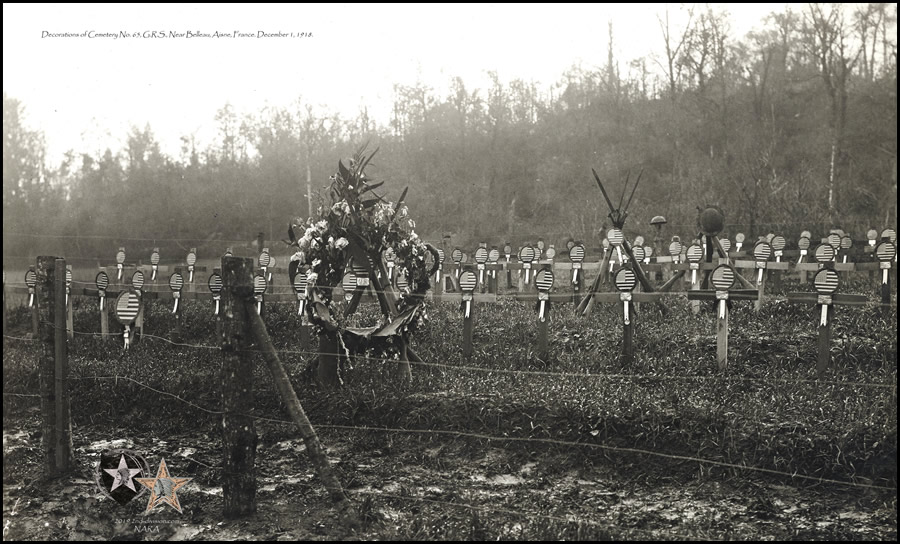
3 290 897 490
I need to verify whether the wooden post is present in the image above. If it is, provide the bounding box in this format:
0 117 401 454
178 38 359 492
246 309 353 511
755 266 766 312
717 298 728 371
690 265 701 315
37 256 71 476
53 258 71 473
2 271 7 341
879 237 892 318
786 263 867 380
135 292 144 342
37 256 56 477
537 290 550 361
817 303 832 379
622 296 634 364
462 297 474 357
433 263 444 297
31 266 39 338
100 294 109 340
172 267 183 343
687 280 758 372
318 332 343 389
537 314 549 360
299 320 310 351
221 256 257 518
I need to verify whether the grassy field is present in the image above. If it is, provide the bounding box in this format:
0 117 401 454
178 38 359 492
2 274 897 540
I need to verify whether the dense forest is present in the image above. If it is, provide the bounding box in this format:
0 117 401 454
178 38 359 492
3 4 897 261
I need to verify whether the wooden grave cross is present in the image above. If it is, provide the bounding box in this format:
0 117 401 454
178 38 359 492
253 274 267 316
451 247 463 279
503 242 513 288
94 270 111 338
292 270 311 349
131 270 146 339
881 229 896 262
770 235 787 291
114 290 141 349
534 268 554 359
866 229 878 249
459 269 477 357
25 268 37 309
874 239 896 312
487 246 500 293
686 264 758 370
396 270 409 295
607 228 625 274
839 234 852 264
341 271 357 304
569 242 586 300
734 233 746 254
435 248 445 293
208 270 223 315
384 247 396 284
150 248 160 281
186 248 198 283
169 271 184 314
65 265 74 339
115 247 126 281
259 248 271 283
786 262 867 378
518 244 536 287
474 245 489 291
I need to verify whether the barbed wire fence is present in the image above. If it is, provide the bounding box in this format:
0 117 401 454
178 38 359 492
2 255 896 537
4 323 896 495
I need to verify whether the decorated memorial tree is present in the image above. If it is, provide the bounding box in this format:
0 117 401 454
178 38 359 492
286 146 438 387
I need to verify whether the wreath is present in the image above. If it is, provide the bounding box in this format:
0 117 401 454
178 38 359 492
287 146 438 362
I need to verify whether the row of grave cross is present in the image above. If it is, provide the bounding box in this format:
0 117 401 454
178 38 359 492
12 195 896 366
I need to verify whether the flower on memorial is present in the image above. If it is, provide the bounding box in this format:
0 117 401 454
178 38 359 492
284 144 434 359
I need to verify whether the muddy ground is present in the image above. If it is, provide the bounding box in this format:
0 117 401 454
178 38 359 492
3 407 896 541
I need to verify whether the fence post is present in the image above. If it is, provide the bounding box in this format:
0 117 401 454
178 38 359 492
2 270 7 341
246 308 353 511
31 265 39 338
66 265 74 340
37 256 71 477
54 258 71 473
221 256 257 518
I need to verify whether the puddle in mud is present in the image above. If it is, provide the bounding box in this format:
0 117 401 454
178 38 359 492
470 473 526 485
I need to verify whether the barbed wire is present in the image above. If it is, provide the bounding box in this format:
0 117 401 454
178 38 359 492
16 372 895 492
2 334 36 342
112 330 899 390
5 322 897 391
4 222 895 243
3 232 264 244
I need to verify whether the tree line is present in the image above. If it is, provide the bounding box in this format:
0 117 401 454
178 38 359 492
3 4 896 262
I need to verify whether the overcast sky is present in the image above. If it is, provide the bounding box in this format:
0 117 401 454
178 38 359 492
4 3 792 164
